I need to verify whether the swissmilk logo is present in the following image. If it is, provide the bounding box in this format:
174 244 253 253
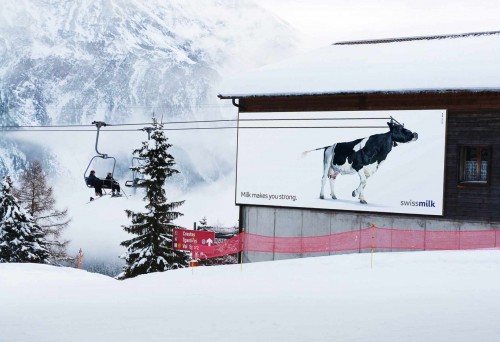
400 200 436 207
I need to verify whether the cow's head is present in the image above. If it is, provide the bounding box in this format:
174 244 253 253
388 121 418 145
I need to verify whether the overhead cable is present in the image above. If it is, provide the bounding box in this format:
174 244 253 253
1 116 392 129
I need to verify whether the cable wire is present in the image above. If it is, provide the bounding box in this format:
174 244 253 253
1 125 388 132
1 116 392 130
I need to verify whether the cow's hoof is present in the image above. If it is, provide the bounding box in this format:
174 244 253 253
352 191 356 197
360 200 367 204
320 194 324 199
331 195 337 200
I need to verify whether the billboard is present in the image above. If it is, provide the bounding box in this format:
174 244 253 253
236 110 447 216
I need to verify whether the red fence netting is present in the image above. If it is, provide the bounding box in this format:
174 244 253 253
196 226 500 259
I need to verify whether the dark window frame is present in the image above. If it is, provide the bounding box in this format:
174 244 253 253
458 145 491 186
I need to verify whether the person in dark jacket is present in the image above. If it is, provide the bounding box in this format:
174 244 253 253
87 170 103 196
105 172 122 196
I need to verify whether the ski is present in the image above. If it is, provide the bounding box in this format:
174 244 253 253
86 194 107 204
86 193 125 204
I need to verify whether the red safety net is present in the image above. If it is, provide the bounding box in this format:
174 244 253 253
196 226 500 259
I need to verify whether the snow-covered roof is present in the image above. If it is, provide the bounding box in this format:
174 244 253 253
218 31 500 98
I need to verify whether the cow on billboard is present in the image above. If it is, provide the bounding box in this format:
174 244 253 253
303 120 418 204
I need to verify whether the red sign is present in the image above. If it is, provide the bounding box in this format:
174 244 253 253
173 228 215 258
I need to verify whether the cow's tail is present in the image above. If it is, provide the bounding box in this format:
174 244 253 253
300 146 329 159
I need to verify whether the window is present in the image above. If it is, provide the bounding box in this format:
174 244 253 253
459 146 490 184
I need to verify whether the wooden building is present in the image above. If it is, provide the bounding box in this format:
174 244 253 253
219 31 500 262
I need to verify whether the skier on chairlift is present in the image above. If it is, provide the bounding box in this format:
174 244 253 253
105 172 122 197
87 170 103 197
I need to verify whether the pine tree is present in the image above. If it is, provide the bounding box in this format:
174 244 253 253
118 119 189 279
0 176 51 263
199 216 208 228
14 160 71 263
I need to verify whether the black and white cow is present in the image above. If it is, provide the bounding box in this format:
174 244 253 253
303 121 418 204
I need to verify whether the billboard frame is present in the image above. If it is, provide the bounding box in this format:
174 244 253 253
234 109 448 217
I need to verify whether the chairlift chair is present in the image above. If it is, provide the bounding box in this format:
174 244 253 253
124 126 154 188
125 156 148 188
84 121 118 192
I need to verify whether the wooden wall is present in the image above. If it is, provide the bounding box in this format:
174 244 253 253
235 91 500 223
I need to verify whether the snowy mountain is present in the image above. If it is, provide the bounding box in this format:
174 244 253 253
0 0 297 181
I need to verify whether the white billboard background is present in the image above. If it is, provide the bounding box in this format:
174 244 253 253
236 110 446 216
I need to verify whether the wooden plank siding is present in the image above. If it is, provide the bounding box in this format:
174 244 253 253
235 91 500 223
237 91 500 113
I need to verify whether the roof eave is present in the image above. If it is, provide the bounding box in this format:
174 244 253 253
218 88 500 100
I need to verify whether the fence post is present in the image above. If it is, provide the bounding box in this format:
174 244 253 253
458 227 461 250
371 224 375 269
358 225 362 253
240 228 245 272
77 248 84 270
424 227 427 251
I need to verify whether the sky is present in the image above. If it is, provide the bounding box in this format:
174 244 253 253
254 0 500 50
1 249 499 341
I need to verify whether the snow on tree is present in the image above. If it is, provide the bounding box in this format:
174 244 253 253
199 216 208 228
0 175 50 263
14 160 71 263
118 119 189 279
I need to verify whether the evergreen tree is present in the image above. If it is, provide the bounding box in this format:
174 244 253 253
0 176 50 263
118 119 189 279
14 160 71 263
199 216 208 228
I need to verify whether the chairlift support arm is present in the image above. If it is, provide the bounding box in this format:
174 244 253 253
141 126 154 140
91 121 109 157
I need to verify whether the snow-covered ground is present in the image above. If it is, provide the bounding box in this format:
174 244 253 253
1 249 500 342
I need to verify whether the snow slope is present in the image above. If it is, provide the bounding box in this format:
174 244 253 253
1 250 500 341
0 0 297 125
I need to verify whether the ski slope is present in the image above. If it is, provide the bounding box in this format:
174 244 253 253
1 249 499 342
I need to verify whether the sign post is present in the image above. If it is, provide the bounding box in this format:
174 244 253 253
173 228 215 260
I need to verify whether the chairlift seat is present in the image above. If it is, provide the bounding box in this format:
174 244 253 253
85 176 118 189
102 179 119 189
125 178 147 188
